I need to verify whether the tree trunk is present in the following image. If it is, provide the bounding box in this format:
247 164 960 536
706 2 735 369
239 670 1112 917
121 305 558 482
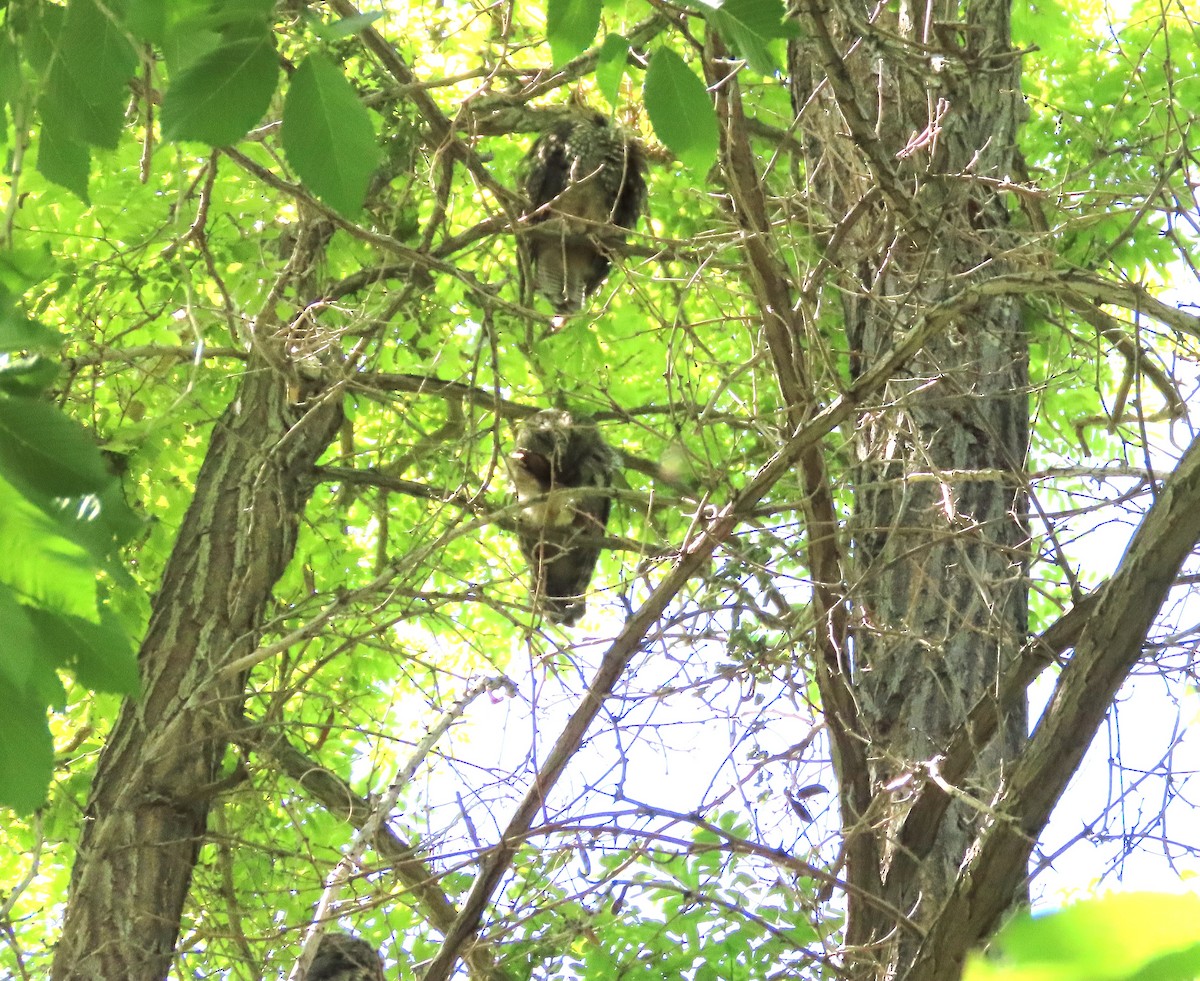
52 356 343 981
789 0 1029 973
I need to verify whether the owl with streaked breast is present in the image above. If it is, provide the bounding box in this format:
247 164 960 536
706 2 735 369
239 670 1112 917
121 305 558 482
507 409 619 625
520 111 646 314
305 932 384 981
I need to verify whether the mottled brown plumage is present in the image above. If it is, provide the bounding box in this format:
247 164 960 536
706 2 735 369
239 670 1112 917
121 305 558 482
306 932 385 981
521 112 646 313
507 409 618 625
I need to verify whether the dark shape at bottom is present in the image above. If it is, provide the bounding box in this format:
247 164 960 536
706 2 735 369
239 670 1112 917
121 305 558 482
307 932 385 981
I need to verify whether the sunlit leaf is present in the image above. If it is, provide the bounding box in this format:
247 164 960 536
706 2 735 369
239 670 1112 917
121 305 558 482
39 0 137 150
705 0 800 74
0 36 21 109
596 34 631 107
0 246 56 294
28 608 139 697
0 396 112 498
0 678 54 815
966 894 1200 981
0 477 100 621
644 47 718 172
281 53 381 216
161 34 280 145
0 582 37 688
547 0 603 66
0 357 59 396
36 118 91 201
0 309 60 353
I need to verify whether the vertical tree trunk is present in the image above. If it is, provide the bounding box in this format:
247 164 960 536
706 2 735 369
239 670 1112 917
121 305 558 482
52 359 343 981
790 0 1029 973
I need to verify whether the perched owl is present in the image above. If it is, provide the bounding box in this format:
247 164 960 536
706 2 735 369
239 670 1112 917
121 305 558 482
306 932 385 981
507 409 619 625
520 111 647 313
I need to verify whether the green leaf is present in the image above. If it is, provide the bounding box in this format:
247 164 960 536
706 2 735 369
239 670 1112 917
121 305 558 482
0 396 113 498
56 482 144 568
41 0 138 150
0 582 37 688
125 0 167 43
1131 942 1200 981
216 0 277 26
596 34 631 107
161 22 222 75
281 53 381 216
644 48 718 172
36 118 91 201
0 477 100 621
317 12 386 40
0 357 60 397
21 3 66 76
0 245 56 293
0 680 54 815
0 36 21 108
966 893 1200 981
28 608 139 697
705 0 800 74
161 34 280 145
547 0 603 66
0 307 60 353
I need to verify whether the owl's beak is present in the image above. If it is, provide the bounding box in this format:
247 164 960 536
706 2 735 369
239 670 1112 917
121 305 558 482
510 449 553 487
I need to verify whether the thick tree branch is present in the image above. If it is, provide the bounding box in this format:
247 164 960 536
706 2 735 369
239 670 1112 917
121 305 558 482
1060 270 1200 341
907 430 1200 981
52 220 348 981
420 404 829 981
52 366 345 981
884 588 1102 891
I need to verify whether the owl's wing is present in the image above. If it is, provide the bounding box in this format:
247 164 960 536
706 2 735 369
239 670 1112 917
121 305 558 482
517 482 611 626
520 114 646 313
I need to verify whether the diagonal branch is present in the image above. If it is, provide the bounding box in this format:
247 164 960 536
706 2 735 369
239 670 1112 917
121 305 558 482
291 679 509 981
906 429 1200 981
418 252 1034 981
237 716 511 981
884 588 1102 891
1059 270 1200 341
702 32 880 934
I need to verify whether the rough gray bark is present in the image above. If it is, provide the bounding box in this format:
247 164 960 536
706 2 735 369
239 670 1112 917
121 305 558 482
788 0 1029 972
51 355 344 981
908 429 1200 981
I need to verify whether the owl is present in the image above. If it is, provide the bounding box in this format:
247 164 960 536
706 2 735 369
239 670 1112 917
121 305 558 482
507 410 619 625
520 111 646 313
306 932 385 981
